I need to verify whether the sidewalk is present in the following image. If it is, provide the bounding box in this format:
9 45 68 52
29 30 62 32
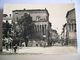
2 46 77 55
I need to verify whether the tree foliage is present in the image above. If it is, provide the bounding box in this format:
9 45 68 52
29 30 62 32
17 13 34 46
2 21 12 38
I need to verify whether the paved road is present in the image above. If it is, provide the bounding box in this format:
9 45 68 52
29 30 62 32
1 46 79 60
3 46 77 54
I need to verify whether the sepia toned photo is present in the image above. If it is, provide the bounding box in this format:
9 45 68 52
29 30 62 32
1 3 77 54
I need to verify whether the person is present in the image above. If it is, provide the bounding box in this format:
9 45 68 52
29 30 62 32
22 42 25 47
13 44 17 53
61 39 64 46
4 37 9 51
8 37 13 49
5 43 9 51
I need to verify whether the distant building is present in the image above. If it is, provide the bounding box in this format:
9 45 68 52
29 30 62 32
3 14 12 24
61 23 67 45
48 22 59 46
61 8 77 46
12 8 50 46
66 8 77 46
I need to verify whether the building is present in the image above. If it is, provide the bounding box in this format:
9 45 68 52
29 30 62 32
61 8 77 46
61 23 67 45
66 8 77 46
12 8 50 46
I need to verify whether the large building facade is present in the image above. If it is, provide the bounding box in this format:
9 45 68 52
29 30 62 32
61 9 77 46
12 8 50 46
66 8 77 46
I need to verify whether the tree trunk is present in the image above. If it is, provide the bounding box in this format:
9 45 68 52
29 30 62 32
25 38 28 47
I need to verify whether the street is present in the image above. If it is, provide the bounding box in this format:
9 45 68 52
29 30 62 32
1 45 79 60
3 45 77 54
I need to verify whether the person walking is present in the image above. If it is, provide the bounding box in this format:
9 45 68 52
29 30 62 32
5 43 9 51
4 37 9 51
8 37 13 49
13 44 17 53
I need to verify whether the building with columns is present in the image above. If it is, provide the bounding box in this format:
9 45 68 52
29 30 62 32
66 8 77 46
61 8 77 46
12 8 50 46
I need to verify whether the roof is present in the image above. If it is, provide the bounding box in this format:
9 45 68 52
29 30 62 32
66 8 75 17
12 8 49 16
13 9 47 12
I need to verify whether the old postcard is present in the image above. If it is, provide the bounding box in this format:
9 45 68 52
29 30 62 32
0 2 77 55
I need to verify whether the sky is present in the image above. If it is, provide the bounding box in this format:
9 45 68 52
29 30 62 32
3 4 74 34
4 0 74 4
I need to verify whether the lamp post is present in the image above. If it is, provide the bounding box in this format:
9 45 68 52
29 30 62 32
43 35 46 47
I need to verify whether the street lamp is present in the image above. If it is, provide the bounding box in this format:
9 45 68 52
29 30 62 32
43 35 46 47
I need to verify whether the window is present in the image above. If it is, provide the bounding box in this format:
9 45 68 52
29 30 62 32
74 24 76 32
16 17 18 20
36 16 40 21
15 13 18 14
35 25 37 32
42 25 44 34
45 25 46 30
38 25 40 32
69 24 71 32
72 24 73 32
37 25 39 32
34 25 35 30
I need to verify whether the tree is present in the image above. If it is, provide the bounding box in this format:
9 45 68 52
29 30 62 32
3 21 12 38
18 13 34 47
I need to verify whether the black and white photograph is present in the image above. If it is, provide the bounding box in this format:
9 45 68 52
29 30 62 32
1 3 77 55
